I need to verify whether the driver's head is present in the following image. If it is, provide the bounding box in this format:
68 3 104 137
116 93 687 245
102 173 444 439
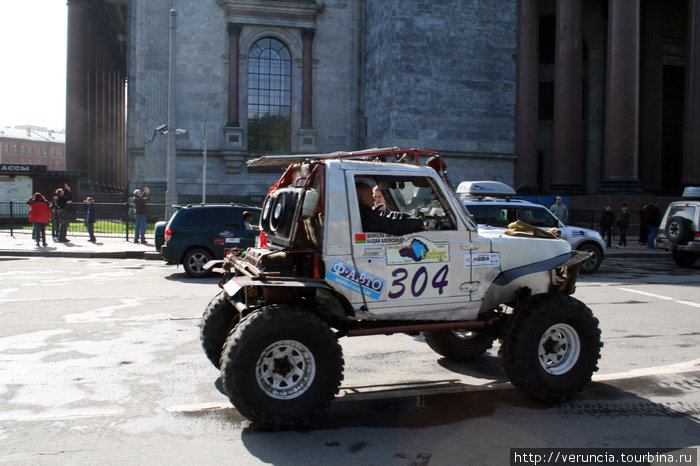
356 182 373 206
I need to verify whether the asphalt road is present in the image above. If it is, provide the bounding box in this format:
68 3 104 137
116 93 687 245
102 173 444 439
0 255 699 465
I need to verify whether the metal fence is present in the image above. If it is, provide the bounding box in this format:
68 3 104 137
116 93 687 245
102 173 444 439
0 201 170 241
570 209 643 243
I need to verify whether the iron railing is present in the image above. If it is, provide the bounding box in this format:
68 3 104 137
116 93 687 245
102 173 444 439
0 201 170 241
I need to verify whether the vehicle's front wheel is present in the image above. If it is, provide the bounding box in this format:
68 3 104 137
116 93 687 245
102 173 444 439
576 243 603 273
220 305 344 430
423 329 495 362
672 250 698 268
200 291 238 369
500 293 602 402
183 248 213 278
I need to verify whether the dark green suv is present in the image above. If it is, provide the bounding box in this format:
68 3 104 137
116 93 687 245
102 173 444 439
156 204 260 277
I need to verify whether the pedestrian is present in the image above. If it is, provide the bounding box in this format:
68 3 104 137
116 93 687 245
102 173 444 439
50 196 60 240
600 204 615 248
616 203 630 248
243 211 253 230
644 200 661 249
133 187 149 244
638 204 648 245
84 197 97 243
549 196 568 224
27 193 51 247
55 183 72 242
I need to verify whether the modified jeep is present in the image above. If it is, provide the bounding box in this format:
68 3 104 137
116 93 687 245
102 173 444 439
200 148 602 430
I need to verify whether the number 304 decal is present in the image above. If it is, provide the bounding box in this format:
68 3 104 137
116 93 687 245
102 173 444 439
388 264 449 299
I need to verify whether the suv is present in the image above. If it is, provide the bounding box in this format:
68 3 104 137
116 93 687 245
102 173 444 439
656 186 700 267
200 148 601 429
155 204 260 277
457 181 605 273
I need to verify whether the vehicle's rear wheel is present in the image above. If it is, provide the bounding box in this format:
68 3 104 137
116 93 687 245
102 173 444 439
667 216 693 244
500 293 602 402
672 250 698 268
183 248 213 278
576 243 603 273
423 329 495 362
200 291 238 369
220 305 344 430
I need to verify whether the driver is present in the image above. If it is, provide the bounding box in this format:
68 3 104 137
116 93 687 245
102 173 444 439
356 183 425 235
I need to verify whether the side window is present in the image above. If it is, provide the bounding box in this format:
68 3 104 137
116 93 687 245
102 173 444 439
178 210 210 227
219 208 243 230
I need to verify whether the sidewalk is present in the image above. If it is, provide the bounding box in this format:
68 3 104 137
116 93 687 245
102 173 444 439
0 232 161 260
0 231 669 260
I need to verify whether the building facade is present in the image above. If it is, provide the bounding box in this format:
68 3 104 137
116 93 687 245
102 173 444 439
0 127 66 171
125 0 699 206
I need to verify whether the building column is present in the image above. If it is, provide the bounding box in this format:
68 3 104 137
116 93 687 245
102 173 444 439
551 0 584 193
301 28 315 129
226 23 242 128
639 0 664 193
514 0 540 193
601 0 642 192
66 0 89 174
683 0 700 185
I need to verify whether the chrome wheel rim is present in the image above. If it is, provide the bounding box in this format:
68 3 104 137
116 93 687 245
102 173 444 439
256 340 315 400
538 323 580 375
452 329 476 340
187 253 208 273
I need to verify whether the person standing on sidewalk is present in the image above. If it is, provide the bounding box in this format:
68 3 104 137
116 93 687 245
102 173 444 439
133 187 149 244
550 196 568 224
55 184 72 242
600 204 615 248
644 200 661 249
27 193 51 247
616 203 630 248
84 197 97 243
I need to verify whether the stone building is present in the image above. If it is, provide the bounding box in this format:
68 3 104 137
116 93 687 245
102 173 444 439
122 0 699 205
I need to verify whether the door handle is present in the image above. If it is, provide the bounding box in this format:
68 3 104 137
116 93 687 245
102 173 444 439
364 247 383 256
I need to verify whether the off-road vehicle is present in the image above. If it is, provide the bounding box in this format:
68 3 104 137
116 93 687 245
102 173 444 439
656 186 700 267
457 181 606 273
200 148 602 430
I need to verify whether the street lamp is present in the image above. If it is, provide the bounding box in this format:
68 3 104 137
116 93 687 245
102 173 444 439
165 7 178 215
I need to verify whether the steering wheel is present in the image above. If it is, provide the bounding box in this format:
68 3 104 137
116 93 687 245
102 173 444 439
423 215 446 230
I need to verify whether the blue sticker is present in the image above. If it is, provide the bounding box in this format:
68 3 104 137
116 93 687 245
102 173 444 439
326 259 385 300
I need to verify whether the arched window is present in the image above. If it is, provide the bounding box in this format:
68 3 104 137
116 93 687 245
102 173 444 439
247 37 292 152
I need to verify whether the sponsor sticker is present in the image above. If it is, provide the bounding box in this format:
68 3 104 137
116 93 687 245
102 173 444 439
354 232 404 245
225 237 241 244
326 259 386 300
387 236 449 265
465 253 500 268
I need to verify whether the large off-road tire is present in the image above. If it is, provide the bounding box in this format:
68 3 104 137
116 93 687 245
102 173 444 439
500 293 602 402
423 329 495 362
200 291 238 369
183 248 213 278
576 243 603 273
220 305 344 430
672 250 698 268
667 216 693 244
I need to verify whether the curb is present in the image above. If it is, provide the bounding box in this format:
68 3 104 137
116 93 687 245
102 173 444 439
0 250 163 260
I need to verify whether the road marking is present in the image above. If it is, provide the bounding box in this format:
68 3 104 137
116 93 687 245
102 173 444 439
618 287 673 300
593 358 700 381
619 287 699 308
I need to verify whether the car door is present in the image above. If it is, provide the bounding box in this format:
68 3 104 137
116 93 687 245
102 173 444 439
344 172 479 319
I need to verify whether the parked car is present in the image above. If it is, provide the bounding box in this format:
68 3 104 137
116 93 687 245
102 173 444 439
155 204 261 277
656 186 700 267
457 181 605 273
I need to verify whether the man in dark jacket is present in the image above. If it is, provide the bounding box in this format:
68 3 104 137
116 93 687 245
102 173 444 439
644 200 662 249
356 183 424 235
55 184 72 242
600 204 615 248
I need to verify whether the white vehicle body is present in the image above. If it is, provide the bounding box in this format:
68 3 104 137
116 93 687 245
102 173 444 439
457 181 605 273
